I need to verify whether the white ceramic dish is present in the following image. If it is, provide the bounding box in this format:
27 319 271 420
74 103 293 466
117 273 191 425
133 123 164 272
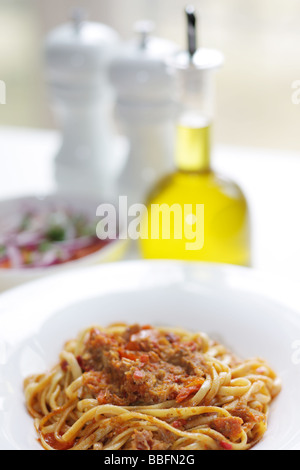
0 260 299 450
0 194 128 292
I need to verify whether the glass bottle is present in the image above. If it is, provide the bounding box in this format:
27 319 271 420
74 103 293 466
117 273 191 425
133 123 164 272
139 7 251 266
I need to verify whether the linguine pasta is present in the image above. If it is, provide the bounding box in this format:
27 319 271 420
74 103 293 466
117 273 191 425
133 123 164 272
24 323 281 450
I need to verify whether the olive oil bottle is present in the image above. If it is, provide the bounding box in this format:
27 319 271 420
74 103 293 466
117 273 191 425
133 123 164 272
139 7 251 266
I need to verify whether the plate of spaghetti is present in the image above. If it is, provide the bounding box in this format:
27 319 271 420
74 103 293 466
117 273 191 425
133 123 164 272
0 261 300 450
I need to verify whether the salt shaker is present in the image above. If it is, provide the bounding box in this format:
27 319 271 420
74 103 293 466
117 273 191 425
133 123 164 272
109 21 179 206
44 9 122 202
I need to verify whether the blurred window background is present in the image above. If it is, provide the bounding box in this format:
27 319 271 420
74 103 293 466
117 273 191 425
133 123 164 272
0 0 300 151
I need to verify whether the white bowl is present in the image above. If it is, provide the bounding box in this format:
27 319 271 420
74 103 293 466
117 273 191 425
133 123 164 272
0 260 300 450
0 194 128 292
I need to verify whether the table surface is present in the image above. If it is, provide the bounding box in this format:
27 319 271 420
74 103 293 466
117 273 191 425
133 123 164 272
1 125 300 287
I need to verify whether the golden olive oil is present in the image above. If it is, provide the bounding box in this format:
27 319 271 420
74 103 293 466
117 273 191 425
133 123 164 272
175 124 211 171
139 124 251 266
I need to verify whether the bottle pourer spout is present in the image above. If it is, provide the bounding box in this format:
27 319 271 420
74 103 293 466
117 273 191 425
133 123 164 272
185 5 197 57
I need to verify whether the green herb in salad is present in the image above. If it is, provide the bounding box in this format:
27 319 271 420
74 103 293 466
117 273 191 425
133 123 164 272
46 225 66 242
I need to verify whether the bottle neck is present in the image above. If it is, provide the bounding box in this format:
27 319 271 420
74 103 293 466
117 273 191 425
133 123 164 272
175 121 211 172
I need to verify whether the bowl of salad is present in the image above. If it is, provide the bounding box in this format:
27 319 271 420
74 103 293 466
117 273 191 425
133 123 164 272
0 194 128 291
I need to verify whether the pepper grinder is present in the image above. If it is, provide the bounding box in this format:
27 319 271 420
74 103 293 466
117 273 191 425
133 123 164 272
109 21 179 206
44 9 123 202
